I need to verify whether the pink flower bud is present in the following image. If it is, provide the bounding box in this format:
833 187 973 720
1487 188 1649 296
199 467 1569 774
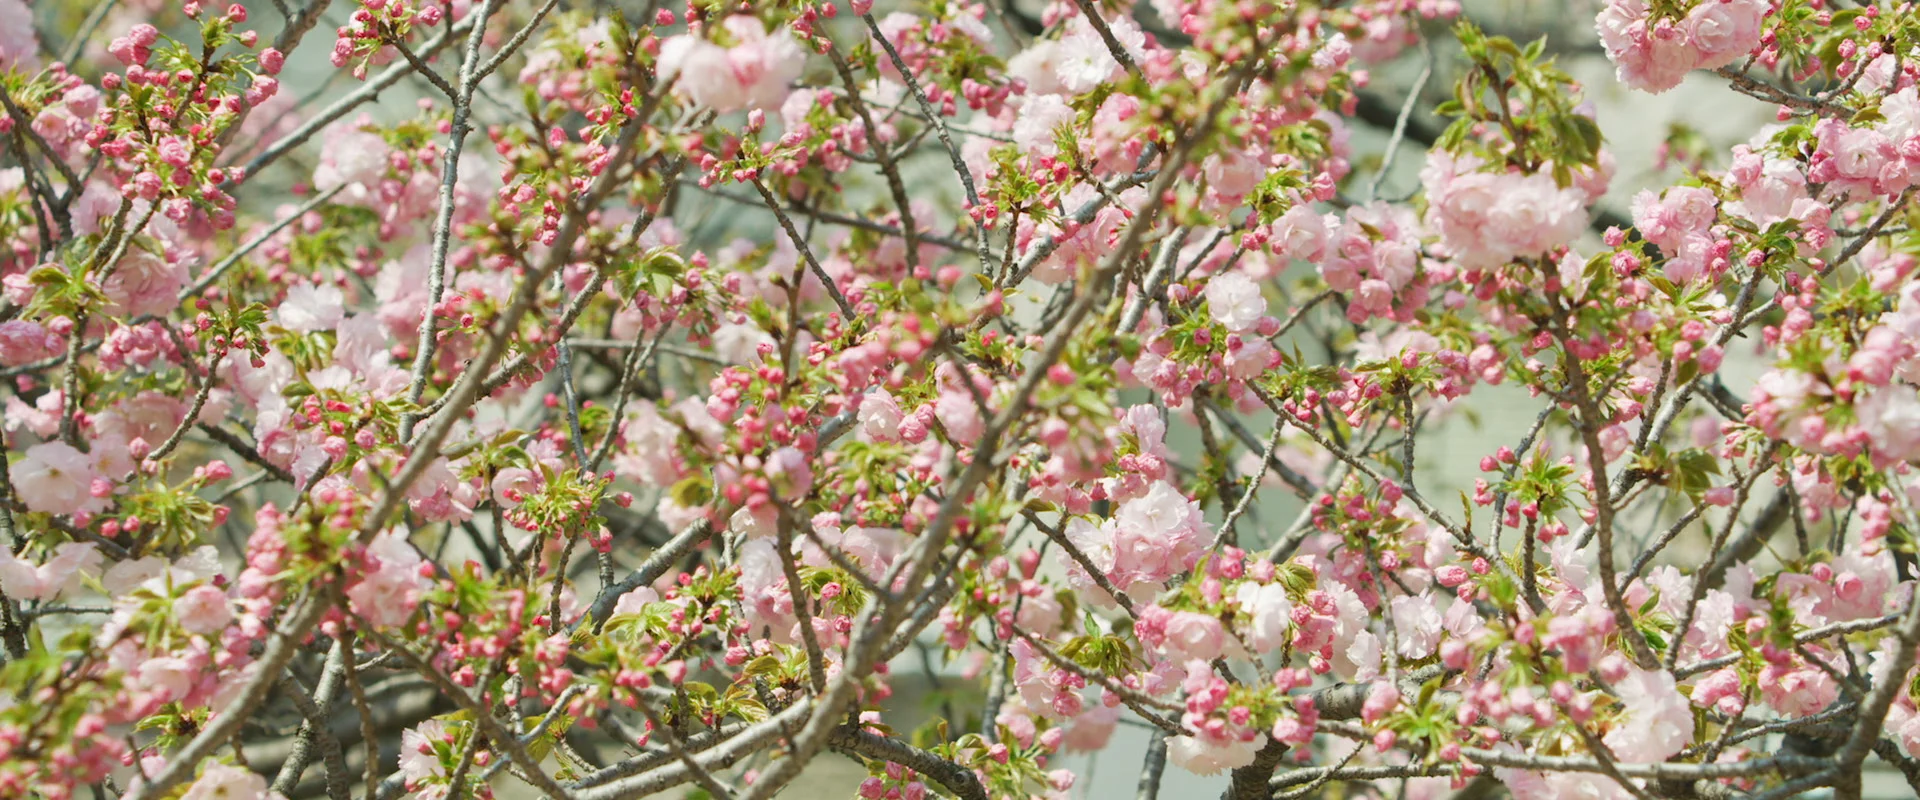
1373 729 1397 752
1361 682 1399 724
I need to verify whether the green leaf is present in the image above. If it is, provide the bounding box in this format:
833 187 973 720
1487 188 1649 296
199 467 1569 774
734 698 770 723
1573 115 1604 160
683 681 720 704
1674 358 1700 387
669 476 712 508
743 654 783 678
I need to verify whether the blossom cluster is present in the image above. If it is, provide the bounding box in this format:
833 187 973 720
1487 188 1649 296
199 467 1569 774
0 2 1917 800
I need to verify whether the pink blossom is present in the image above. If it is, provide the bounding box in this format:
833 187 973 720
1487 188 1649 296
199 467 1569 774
934 389 985 445
346 530 427 628
399 720 450 788
15 442 107 516
108 24 158 67
157 137 192 168
1857 385 1920 463
1054 16 1142 94
1896 702 1920 761
1602 667 1694 762
1422 151 1586 269
1596 0 1751 94
0 0 36 70
1345 631 1382 682
610 585 660 618
0 0 1911 788
1494 765 1635 800
1354 279 1394 319
333 315 404 390
181 763 270 800
102 249 189 319
0 320 61 366
1165 732 1264 777
1689 667 1746 717
859 388 904 443
1204 271 1267 332
764 446 813 498
1221 335 1273 380
490 466 540 508
1630 186 1717 252
175 584 234 635
1813 119 1902 198
1725 152 1824 228
1684 0 1768 70
404 458 478 523
1011 638 1087 719
611 403 681 487
738 538 797 643
1388 593 1443 659
1062 703 1121 752
657 18 805 114
1270 206 1331 263
1361 681 1400 724
1101 481 1213 597
1162 611 1225 661
0 542 100 600
710 322 772 364
660 38 748 113
1759 659 1840 718
312 125 390 201
278 282 346 332
1012 94 1075 159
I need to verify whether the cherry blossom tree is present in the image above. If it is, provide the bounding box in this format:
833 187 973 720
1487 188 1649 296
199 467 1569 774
0 0 1918 799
